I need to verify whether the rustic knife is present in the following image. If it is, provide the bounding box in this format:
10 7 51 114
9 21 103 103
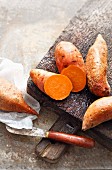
6 126 95 148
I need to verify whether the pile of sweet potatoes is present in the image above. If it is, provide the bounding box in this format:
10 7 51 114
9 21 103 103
30 34 112 130
30 41 87 100
0 34 112 130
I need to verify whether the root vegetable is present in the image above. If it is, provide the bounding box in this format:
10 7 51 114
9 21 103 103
55 41 86 92
86 34 111 97
30 69 73 100
0 78 38 115
82 96 112 131
30 69 56 93
61 65 86 92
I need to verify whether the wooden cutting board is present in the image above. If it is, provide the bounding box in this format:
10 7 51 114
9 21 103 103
27 0 112 162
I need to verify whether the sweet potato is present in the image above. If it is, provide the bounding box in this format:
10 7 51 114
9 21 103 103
61 65 86 92
30 69 73 100
55 41 86 92
0 78 38 115
86 34 111 97
82 96 112 131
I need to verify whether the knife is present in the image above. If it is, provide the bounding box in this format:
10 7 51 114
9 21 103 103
6 126 95 148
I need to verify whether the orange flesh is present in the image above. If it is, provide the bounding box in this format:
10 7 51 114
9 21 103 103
61 65 86 92
44 74 73 100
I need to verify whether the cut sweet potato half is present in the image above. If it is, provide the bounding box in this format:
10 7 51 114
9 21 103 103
30 69 73 100
61 65 86 92
55 41 85 73
44 74 73 100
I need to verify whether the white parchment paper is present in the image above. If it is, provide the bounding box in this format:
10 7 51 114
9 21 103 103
0 58 40 129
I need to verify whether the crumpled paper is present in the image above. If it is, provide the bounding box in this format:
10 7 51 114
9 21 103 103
0 58 40 129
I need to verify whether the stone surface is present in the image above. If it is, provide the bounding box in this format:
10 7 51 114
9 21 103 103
0 0 112 169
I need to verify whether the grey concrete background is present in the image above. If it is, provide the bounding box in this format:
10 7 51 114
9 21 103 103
0 0 112 169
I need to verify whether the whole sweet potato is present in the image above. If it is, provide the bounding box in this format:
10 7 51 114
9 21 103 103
86 34 111 97
82 96 112 130
0 78 38 115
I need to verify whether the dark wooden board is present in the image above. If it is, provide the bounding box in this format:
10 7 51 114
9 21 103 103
27 0 112 162
35 107 81 163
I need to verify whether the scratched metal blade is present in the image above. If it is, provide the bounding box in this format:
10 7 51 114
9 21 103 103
6 126 46 137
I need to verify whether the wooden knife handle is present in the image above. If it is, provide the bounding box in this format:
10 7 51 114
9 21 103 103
47 131 95 148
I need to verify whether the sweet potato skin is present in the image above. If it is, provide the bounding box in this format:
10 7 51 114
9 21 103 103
0 78 38 115
82 96 112 130
55 41 85 73
86 34 110 97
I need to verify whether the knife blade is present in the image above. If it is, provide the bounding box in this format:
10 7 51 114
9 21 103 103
6 126 95 148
